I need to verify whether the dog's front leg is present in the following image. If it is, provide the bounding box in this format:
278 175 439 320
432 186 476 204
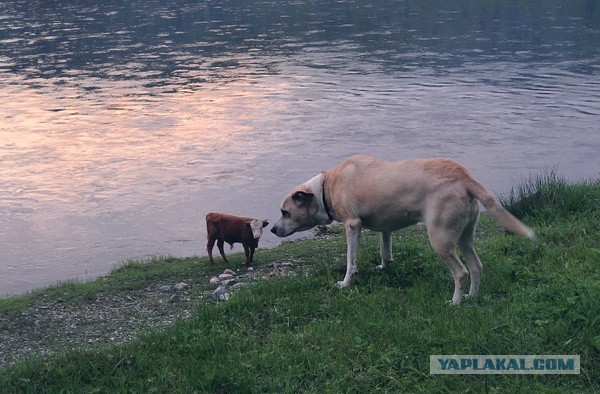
377 231 393 269
337 219 361 288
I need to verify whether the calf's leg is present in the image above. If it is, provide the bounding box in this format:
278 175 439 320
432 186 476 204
247 246 255 265
207 236 216 263
217 239 230 264
243 244 252 265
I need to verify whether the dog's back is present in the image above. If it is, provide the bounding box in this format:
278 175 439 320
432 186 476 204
325 155 534 238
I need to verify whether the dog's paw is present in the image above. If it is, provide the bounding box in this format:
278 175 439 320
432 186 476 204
376 260 392 270
336 281 349 289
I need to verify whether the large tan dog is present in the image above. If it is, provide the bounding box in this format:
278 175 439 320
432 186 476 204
271 155 535 305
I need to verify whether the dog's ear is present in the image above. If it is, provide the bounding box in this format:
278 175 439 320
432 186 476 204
292 191 314 206
262 220 269 228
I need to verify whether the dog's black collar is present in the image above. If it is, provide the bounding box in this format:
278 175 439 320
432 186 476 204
322 176 334 222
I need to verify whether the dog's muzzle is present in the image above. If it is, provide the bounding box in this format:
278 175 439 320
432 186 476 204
271 223 292 238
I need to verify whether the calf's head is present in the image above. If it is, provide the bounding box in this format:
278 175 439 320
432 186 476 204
249 219 269 240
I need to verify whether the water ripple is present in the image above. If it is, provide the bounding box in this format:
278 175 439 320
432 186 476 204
1 0 599 296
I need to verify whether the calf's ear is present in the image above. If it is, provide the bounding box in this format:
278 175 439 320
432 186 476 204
292 191 314 206
262 220 269 228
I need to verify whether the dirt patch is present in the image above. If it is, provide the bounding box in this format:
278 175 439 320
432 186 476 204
0 259 305 369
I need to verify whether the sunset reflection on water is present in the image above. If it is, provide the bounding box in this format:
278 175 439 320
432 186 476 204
0 68 298 294
1 72 288 217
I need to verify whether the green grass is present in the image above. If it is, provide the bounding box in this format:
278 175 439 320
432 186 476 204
500 168 600 221
1 175 600 392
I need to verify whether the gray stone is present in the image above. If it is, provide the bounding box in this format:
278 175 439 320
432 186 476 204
157 285 173 293
209 276 220 285
174 282 189 291
211 285 230 301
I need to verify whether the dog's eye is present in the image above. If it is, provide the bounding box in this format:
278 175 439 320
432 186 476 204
281 209 289 218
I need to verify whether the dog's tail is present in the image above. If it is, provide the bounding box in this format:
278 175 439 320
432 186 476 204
467 180 536 240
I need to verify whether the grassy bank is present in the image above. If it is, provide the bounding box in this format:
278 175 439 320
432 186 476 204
1 175 599 392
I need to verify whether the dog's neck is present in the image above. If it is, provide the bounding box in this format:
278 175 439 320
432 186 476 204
321 173 334 222
303 172 334 224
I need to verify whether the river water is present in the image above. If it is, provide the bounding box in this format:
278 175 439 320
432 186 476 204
1 0 599 296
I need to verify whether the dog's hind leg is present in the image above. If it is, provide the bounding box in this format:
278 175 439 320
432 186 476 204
378 231 393 269
427 226 468 305
458 211 483 299
337 219 362 288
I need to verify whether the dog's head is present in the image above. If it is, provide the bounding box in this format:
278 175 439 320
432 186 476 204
271 174 331 237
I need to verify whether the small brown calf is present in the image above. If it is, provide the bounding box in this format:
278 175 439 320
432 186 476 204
206 212 269 265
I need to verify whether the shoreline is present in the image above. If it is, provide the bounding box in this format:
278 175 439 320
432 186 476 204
0 227 339 369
